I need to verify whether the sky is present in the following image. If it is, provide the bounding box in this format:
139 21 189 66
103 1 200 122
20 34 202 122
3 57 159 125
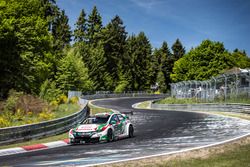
57 0 250 55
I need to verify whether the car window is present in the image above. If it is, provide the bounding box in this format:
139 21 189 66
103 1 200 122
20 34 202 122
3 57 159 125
110 114 119 123
117 114 125 121
83 116 110 124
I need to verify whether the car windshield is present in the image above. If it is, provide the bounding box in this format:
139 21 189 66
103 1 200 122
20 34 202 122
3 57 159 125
82 116 110 124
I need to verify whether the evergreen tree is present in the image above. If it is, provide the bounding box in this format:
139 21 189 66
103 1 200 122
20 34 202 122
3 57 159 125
52 9 71 51
55 48 93 93
122 35 137 90
171 38 185 61
150 49 161 86
74 9 87 42
124 32 152 90
88 42 113 90
40 0 57 31
156 71 167 93
101 15 127 89
159 41 172 90
86 6 102 45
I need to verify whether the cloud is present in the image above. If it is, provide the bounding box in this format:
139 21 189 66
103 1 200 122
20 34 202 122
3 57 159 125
129 0 164 10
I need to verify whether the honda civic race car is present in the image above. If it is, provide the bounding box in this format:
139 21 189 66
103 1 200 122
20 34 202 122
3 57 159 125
69 111 134 144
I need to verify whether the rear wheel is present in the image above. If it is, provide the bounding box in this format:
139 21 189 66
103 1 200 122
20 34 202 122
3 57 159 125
129 125 134 138
107 129 114 142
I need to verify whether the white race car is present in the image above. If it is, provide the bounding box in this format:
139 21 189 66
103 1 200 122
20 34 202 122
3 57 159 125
69 111 134 144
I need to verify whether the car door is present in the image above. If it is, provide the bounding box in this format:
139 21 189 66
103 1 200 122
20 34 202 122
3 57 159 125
117 114 126 134
110 114 120 136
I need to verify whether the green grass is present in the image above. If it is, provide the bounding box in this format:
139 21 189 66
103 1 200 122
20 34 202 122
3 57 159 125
156 97 201 104
53 103 80 118
157 97 250 104
159 142 250 167
223 98 250 104
137 101 151 108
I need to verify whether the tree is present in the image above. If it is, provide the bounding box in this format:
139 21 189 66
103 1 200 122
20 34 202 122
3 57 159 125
40 0 57 31
231 49 250 68
171 38 185 61
150 48 161 86
0 0 55 96
159 41 172 90
123 32 152 90
101 15 127 89
170 40 246 82
52 9 71 51
156 71 167 93
86 6 102 45
88 42 113 90
74 9 87 42
55 48 93 93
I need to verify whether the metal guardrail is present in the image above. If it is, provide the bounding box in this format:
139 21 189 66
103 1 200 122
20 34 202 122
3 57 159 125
82 93 166 100
0 100 89 146
151 102 250 114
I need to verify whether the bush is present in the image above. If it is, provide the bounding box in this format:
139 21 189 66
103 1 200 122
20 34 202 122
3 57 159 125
50 100 59 107
57 94 68 104
4 89 23 113
69 96 79 104
13 109 25 122
16 94 49 114
38 108 55 121
39 79 62 102
114 80 129 93
0 116 11 128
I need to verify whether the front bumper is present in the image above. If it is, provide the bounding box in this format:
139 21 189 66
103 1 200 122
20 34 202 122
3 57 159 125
70 136 100 144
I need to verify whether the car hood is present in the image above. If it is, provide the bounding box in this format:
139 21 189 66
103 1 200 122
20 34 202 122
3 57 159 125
75 124 102 132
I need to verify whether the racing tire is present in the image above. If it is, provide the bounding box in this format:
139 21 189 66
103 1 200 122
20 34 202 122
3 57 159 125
69 139 76 145
107 129 114 142
128 125 134 138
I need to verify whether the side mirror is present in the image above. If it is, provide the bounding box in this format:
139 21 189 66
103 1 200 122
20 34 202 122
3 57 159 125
110 120 116 125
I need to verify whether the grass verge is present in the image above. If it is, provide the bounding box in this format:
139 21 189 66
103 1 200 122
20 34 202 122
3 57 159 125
105 136 250 167
136 101 151 109
157 97 250 104
53 104 80 118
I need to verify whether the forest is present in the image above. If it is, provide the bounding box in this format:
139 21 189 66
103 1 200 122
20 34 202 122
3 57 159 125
1 0 250 102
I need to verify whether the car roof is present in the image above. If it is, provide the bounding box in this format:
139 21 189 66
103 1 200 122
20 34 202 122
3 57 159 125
94 112 113 118
94 111 121 117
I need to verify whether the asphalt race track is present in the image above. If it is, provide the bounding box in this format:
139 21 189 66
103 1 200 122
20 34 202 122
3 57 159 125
0 97 250 166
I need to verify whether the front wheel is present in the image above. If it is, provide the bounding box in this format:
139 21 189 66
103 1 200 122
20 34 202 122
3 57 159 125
69 139 76 145
107 129 114 142
128 125 134 138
